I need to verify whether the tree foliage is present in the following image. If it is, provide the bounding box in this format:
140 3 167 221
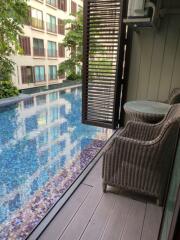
0 0 29 80
58 10 83 80
58 8 113 81
0 0 28 98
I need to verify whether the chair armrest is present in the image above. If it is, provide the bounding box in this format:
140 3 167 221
118 121 163 141
103 136 160 170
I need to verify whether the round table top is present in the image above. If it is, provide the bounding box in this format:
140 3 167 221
124 100 171 116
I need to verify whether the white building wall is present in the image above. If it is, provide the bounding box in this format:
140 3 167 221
11 0 83 90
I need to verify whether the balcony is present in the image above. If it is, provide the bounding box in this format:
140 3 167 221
37 155 163 240
31 17 44 30
46 23 57 34
47 50 58 58
35 76 46 85
46 0 57 8
33 47 45 57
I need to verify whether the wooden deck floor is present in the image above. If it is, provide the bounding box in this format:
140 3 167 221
38 158 163 240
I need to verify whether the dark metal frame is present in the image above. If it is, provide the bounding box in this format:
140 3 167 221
82 0 130 129
158 130 180 240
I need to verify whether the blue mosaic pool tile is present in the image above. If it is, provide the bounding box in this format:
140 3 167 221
0 87 112 239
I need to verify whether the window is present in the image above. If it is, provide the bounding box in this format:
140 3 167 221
49 65 57 80
58 19 65 35
46 0 57 7
34 66 45 82
48 41 57 57
21 66 34 84
31 8 44 29
47 14 57 33
71 1 77 16
33 38 45 56
58 43 65 57
19 36 31 55
58 0 67 11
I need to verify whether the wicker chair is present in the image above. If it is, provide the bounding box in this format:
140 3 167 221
102 104 180 205
168 88 180 104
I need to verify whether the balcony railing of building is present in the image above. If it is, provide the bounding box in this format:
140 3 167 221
33 48 45 57
47 50 58 58
31 18 44 30
35 75 46 83
46 0 57 8
47 23 57 34
49 74 58 81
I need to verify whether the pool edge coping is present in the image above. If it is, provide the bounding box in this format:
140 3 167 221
0 94 32 108
0 84 82 108
30 84 82 97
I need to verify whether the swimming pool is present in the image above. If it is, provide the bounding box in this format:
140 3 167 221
0 87 112 239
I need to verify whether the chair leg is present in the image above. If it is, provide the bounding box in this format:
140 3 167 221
103 182 107 193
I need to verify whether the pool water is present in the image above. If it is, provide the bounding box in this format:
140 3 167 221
0 87 112 239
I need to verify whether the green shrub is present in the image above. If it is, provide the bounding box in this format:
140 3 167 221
0 81 19 99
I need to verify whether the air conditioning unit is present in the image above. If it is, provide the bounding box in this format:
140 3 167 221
124 0 157 28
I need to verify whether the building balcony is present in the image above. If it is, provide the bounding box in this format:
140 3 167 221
47 51 58 58
46 23 57 34
46 0 58 8
33 48 45 57
31 18 44 30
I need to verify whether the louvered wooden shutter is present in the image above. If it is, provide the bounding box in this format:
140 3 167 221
58 19 65 34
71 1 77 16
21 66 28 84
19 36 31 55
64 0 67 11
59 43 65 57
82 0 127 129
58 0 67 11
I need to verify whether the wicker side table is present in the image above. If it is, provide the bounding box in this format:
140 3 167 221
124 100 171 123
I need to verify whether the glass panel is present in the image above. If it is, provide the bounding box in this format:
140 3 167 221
160 140 180 240
31 8 43 29
49 66 57 80
48 41 56 57
47 14 56 32
35 66 45 82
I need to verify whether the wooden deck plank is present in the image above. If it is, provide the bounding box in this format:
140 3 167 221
79 193 119 240
100 197 146 240
120 200 146 240
100 196 134 240
58 182 103 240
83 158 102 187
38 184 92 240
39 157 162 240
141 203 163 240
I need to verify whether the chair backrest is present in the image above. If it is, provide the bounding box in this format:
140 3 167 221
168 88 180 104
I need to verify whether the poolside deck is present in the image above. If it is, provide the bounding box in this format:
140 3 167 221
38 157 163 240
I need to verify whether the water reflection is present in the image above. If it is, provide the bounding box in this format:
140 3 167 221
0 87 110 226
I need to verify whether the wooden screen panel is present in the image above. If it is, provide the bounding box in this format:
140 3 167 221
71 1 77 16
19 36 31 55
58 19 65 35
82 0 127 129
58 0 67 11
59 43 65 57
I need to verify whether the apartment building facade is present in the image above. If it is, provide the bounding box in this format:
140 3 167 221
11 0 83 90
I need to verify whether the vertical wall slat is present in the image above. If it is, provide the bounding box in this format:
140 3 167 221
158 15 180 101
